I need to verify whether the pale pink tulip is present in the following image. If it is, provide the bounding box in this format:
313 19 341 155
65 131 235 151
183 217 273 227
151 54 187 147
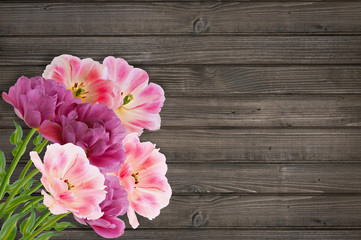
43 55 115 108
114 133 171 228
75 175 129 238
103 56 165 135
30 143 106 220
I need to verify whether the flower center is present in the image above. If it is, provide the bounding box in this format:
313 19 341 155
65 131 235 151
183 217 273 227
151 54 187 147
122 94 133 106
132 172 139 184
71 82 89 100
63 179 74 190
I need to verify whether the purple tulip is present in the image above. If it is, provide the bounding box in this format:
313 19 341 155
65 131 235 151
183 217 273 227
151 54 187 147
2 76 74 128
75 175 129 238
40 101 126 173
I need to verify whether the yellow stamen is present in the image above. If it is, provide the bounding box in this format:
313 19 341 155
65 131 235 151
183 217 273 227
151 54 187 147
64 179 73 190
132 172 139 184
71 82 89 100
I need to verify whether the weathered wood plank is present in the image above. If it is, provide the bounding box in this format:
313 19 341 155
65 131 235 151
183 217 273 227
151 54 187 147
168 163 361 194
48 229 361 240
2 2 361 35
139 195 361 227
134 129 361 163
2 95 361 128
1 129 361 163
3 0 355 2
2 65 361 95
40 195 361 228
10 163 361 194
161 95 361 127
1 36 361 65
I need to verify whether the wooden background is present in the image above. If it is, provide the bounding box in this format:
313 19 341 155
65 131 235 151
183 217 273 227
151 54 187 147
1 1 361 239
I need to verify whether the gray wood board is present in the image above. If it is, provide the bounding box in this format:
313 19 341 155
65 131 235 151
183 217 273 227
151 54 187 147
2 65 361 95
1 36 361 65
2 2 361 35
48 229 361 240
29 195 361 228
1 129 361 163
9 163 361 194
2 95 361 128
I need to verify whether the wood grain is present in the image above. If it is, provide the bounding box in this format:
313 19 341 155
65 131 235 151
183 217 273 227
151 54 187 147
162 95 361 128
3 0 355 2
2 2 361 35
2 95 361 128
48 229 361 240
1 129 361 163
141 195 361 228
1 36 361 65
2 65 361 95
10 163 361 194
42 195 361 228
140 129 361 163
167 163 361 194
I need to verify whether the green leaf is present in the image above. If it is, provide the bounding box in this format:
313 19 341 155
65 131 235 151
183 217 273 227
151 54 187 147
0 211 28 240
34 232 62 240
34 202 47 212
19 196 43 215
0 149 5 172
39 216 75 232
53 221 75 231
0 149 5 182
23 179 37 192
42 215 60 231
6 178 23 194
10 120 23 145
33 133 43 147
20 207 36 236
6 195 36 212
12 145 21 157
10 121 24 156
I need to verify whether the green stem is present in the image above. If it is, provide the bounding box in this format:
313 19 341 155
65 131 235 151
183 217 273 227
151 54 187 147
23 182 42 196
20 139 48 179
19 161 33 180
29 210 51 234
25 212 69 240
19 196 44 214
0 169 39 218
0 128 36 199
3 195 40 221
4 210 15 223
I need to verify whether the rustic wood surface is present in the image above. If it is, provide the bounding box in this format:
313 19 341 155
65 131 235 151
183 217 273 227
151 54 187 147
1 1 361 239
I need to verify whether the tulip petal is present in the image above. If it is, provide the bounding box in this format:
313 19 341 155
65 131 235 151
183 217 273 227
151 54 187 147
33 144 106 220
39 121 63 143
42 190 68 215
90 215 125 238
127 207 139 229
30 151 44 173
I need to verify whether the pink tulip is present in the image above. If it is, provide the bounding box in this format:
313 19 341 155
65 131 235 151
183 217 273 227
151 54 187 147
40 101 126 173
75 175 129 238
30 143 106 220
2 76 74 129
114 133 171 228
103 56 165 135
43 55 115 108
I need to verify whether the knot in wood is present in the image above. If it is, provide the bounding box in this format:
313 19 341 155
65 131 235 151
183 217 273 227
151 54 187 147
193 18 207 33
192 185 205 193
192 211 206 227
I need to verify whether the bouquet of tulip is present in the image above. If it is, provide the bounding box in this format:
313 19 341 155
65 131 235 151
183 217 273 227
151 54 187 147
0 55 171 239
